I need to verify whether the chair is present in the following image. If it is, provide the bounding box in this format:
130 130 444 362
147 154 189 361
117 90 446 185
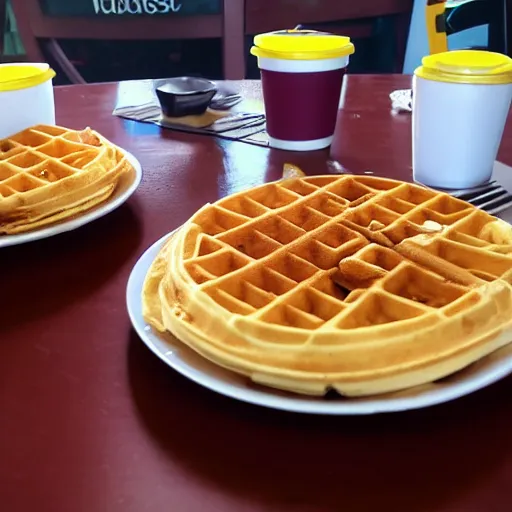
446 0 511 55
245 0 414 72
406 0 510 73
9 0 245 83
426 0 510 56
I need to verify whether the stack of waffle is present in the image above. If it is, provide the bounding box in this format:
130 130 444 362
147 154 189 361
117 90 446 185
0 124 133 234
142 174 512 397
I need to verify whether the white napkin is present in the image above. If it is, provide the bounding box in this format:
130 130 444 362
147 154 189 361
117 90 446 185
390 89 413 112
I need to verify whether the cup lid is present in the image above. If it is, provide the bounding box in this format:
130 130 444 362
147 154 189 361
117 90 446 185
251 29 354 61
415 50 512 85
0 63 56 92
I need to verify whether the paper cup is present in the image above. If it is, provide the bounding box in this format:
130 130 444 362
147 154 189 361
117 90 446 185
251 30 355 151
0 63 56 139
258 56 349 151
412 50 512 190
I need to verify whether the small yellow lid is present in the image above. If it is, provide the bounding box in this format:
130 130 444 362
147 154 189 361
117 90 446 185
0 63 56 92
415 50 512 85
251 29 355 61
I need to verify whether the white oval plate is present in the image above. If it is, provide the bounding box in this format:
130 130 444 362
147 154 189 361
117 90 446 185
127 232 512 415
0 149 142 248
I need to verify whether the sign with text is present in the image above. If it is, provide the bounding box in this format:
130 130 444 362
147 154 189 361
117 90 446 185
39 0 221 17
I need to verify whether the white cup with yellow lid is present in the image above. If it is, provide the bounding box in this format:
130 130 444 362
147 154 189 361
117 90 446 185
413 50 512 189
0 63 56 139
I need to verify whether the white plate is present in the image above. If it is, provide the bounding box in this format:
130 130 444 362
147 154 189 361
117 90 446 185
0 149 142 248
127 232 512 415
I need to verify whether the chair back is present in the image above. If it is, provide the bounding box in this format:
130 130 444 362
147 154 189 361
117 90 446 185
10 0 245 79
246 0 413 34
426 0 511 57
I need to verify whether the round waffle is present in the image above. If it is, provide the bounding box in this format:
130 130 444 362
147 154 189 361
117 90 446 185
142 174 512 397
0 124 133 234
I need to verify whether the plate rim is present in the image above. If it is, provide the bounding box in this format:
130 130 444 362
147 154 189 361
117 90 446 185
126 231 512 415
0 148 142 248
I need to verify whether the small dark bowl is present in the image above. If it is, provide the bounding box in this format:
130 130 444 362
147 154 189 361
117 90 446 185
155 77 217 118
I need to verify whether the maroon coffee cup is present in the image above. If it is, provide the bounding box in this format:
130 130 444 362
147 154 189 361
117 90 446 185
251 30 355 151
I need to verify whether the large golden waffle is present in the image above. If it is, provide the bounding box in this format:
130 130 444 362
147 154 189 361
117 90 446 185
0 124 133 234
143 174 512 397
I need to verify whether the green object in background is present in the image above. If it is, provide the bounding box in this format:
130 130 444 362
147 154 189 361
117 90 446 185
3 0 25 56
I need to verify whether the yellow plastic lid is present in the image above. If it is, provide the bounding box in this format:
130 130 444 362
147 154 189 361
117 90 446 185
415 50 512 85
251 29 355 61
0 63 56 92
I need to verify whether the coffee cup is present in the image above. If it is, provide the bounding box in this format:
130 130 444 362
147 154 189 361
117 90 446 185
251 29 354 151
413 50 512 189
0 63 56 139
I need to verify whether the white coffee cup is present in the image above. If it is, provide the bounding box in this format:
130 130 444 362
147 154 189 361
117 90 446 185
412 50 512 190
0 63 56 139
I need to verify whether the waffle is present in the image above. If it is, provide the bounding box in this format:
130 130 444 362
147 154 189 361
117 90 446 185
0 124 133 234
142 174 512 397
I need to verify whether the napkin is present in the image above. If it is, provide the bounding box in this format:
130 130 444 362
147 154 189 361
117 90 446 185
390 89 413 112
113 80 269 147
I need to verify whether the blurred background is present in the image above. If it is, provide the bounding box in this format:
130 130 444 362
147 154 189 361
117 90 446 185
1 0 509 85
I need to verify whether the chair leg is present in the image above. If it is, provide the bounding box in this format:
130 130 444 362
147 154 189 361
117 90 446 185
486 0 507 53
506 0 511 56
222 0 246 79
393 12 412 73
43 39 86 84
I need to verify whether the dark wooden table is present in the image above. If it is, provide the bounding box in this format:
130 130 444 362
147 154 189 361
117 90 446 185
2 76 512 512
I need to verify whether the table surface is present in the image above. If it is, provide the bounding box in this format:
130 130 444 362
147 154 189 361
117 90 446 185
2 75 512 512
